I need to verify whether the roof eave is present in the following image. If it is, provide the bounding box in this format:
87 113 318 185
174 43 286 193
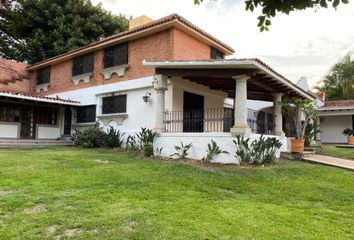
143 59 316 101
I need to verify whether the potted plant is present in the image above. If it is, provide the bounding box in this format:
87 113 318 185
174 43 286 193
343 128 354 145
282 98 318 153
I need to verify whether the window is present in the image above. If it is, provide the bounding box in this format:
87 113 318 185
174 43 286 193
35 107 57 125
0 104 20 122
76 105 96 123
72 53 94 76
104 42 128 68
37 67 51 85
210 47 224 59
102 95 127 114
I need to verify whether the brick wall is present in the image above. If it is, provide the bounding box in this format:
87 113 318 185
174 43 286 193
29 27 216 95
171 28 211 60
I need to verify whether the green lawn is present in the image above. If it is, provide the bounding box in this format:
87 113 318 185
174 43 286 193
0 147 353 239
320 144 354 160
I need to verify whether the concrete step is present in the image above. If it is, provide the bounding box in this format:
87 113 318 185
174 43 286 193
0 139 73 147
281 150 316 160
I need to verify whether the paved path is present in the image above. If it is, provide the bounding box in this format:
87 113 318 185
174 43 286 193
303 154 354 171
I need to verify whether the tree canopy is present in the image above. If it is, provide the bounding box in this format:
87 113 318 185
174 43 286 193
193 0 349 31
315 53 354 100
0 0 128 63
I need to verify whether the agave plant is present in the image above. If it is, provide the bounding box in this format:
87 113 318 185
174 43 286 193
170 142 192 160
202 140 229 162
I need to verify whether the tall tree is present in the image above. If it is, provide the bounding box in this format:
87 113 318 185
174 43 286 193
194 0 349 31
0 0 128 63
315 53 354 100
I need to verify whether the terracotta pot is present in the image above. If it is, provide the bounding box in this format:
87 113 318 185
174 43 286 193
348 136 354 145
291 139 305 153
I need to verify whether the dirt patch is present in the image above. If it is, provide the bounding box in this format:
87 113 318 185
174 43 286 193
94 159 110 164
24 204 47 214
0 190 12 197
64 228 82 237
122 220 138 233
47 225 58 234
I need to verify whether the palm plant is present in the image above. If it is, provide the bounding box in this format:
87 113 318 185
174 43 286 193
315 53 354 100
282 98 318 140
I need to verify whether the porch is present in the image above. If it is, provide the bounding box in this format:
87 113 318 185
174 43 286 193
0 91 80 140
144 59 315 163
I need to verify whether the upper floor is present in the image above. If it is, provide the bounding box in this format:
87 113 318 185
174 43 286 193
25 14 234 95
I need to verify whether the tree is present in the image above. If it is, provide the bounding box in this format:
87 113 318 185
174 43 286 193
0 0 128 63
315 53 354 100
193 0 349 31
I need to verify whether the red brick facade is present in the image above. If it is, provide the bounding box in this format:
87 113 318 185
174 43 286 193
25 26 226 95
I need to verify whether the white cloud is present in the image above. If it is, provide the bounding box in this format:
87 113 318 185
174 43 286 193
92 0 354 88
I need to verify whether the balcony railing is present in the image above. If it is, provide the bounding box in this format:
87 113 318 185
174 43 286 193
163 108 275 134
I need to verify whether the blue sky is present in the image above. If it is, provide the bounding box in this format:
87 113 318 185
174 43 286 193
92 0 354 88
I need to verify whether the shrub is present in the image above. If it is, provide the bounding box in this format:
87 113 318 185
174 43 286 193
343 128 354 136
126 135 139 151
170 142 192 160
104 126 125 149
304 122 321 147
125 128 157 157
71 125 106 148
234 135 282 165
136 128 158 157
202 140 229 163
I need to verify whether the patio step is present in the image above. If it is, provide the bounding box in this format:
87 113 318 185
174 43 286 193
280 150 316 160
0 139 73 147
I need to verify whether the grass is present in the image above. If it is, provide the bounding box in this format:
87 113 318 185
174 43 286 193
319 144 354 160
0 147 353 239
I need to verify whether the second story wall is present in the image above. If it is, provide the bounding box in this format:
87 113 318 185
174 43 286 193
30 30 173 95
171 28 211 60
29 26 226 95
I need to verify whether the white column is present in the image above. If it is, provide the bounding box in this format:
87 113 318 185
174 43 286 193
230 75 251 136
153 74 168 133
272 93 285 137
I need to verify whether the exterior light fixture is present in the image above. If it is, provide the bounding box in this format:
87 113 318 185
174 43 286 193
142 92 151 103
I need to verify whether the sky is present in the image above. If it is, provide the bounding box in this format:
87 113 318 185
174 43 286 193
92 0 354 88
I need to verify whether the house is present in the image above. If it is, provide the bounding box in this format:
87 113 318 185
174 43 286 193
318 100 354 143
0 14 315 162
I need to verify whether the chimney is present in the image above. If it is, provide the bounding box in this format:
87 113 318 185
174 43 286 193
319 92 326 102
129 15 153 29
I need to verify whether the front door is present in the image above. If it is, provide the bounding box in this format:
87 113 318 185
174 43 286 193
20 106 35 139
64 108 72 135
183 91 204 132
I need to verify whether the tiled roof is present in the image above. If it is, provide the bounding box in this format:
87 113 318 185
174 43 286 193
0 90 80 105
320 100 354 110
0 59 29 84
28 13 234 69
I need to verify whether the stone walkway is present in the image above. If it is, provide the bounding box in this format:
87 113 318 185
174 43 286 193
303 154 354 171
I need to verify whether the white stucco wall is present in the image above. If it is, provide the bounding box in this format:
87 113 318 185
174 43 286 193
320 115 353 143
0 122 20 138
50 76 156 133
154 133 287 164
37 125 61 139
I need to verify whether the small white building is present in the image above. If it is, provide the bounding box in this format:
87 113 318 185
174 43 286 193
319 100 354 144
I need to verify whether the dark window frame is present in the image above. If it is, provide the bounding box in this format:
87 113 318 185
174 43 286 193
35 107 58 125
210 47 225 59
102 95 127 114
104 42 128 69
37 67 51 85
72 53 94 76
76 105 96 123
